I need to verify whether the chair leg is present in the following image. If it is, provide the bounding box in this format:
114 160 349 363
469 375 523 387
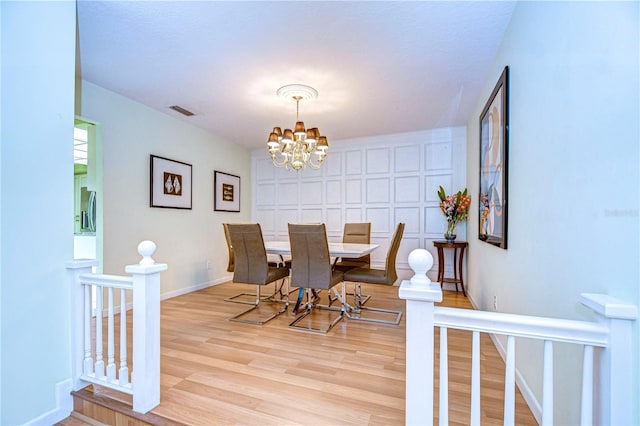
225 278 291 305
263 277 293 303
289 288 344 333
328 283 371 307
224 290 260 304
343 282 403 325
229 279 289 325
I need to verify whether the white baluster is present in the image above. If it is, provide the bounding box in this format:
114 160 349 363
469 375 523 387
106 287 116 381
470 331 480 425
119 288 129 386
439 327 449 426
580 345 594 426
66 258 100 391
95 286 104 378
504 335 515 426
83 284 93 375
542 340 554 426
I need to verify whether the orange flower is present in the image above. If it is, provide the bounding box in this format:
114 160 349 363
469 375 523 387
437 186 471 224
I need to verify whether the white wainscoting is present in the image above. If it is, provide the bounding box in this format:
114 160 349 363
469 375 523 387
252 127 467 282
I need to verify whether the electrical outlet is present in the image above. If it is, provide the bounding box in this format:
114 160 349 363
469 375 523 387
206 260 211 270
493 295 498 311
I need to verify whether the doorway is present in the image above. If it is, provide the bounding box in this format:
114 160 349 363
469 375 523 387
73 117 103 272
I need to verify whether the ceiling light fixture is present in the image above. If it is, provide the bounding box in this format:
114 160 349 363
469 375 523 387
267 84 329 171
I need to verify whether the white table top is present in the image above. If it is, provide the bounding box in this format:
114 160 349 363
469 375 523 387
264 241 379 257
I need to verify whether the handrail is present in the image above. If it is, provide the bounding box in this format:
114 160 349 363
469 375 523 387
434 306 610 346
78 273 133 289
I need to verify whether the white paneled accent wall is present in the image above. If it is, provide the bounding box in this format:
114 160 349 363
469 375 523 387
252 127 467 282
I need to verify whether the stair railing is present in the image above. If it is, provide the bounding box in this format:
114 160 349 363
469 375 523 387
66 240 167 414
399 249 637 426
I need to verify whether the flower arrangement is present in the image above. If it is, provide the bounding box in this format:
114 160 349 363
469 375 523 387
437 186 471 240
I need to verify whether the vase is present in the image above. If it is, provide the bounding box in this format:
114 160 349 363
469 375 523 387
444 222 457 242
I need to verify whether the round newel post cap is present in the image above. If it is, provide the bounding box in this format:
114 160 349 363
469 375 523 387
138 240 157 265
408 248 433 285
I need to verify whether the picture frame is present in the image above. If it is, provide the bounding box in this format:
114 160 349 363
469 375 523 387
150 155 192 209
479 66 509 249
214 171 240 212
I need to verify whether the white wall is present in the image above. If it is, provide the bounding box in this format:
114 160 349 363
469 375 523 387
79 81 252 297
1 1 76 424
252 127 466 282
466 2 639 424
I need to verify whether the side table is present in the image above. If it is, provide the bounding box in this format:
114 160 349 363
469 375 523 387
433 240 468 296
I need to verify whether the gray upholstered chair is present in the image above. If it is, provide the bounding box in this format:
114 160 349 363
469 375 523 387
224 223 289 304
226 223 290 324
342 222 405 325
333 222 372 272
331 222 373 306
223 223 235 273
288 223 346 333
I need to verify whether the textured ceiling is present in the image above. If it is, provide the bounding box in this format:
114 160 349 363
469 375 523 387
77 1 516 149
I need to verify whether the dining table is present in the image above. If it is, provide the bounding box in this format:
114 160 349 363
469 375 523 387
264 240 379 314
264 241 379 258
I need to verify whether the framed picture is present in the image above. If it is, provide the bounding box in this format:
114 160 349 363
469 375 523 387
150 155 192 209
479 66 509 249
214 171 240 212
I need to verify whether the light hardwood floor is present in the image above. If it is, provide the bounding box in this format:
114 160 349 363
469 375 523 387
63 281 537 425
150 282 536 425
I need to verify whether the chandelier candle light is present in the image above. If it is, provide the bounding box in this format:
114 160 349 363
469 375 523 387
267 84 329 171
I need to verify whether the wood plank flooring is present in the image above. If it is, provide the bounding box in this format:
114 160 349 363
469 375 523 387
60 281 537 425
151 282 536 425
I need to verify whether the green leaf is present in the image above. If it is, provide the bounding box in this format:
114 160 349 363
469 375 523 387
437 185 446 201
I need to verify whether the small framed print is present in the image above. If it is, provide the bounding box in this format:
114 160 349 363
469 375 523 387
214 171 240 212
150 155 193 209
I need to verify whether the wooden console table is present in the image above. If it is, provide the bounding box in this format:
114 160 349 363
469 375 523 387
433 240 468 296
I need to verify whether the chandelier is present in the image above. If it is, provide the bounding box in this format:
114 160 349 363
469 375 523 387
266 84 329 171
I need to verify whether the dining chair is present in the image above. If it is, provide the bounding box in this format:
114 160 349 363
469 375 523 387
333 222 372 272
331 222 373 306
223 223 290 304
223 223 235 273
226 223 290 324
341 222 405 325
288 223 346 333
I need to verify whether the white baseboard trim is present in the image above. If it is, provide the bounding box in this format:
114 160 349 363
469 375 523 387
160 275 231 301
25 378 73 426
466 295 542 424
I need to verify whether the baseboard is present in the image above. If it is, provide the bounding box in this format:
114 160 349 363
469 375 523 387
24 378 73 426
160 275 231 301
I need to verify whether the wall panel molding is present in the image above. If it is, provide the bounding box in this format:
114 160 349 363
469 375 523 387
252 127 467 281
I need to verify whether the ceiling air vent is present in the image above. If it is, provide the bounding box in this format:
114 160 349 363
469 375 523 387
169 105 195 116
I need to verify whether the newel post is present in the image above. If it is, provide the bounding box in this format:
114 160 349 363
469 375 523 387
399 249 442 425
580 293 638 426
125 241 168 414
66 258 100 391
